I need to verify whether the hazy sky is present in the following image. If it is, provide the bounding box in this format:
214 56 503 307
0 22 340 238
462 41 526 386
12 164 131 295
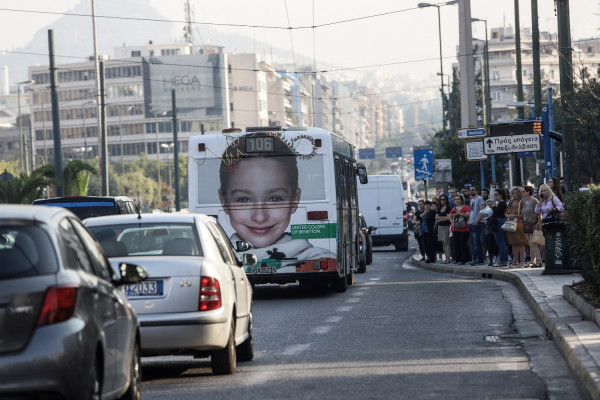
0 0 598 83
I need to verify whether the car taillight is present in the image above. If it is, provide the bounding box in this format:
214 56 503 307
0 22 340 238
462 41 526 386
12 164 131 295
359 235 363 245
199 276 222 311
36 285 78 326
403 210 407 226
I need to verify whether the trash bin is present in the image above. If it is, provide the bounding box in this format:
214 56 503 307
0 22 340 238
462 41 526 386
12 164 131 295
542 221 576 274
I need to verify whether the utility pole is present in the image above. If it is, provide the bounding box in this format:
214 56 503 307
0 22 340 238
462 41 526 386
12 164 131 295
458 0 476 127
557 0 576 192
172 89 180 212
531 0 542 118
100 61 108 195
512 0 524 186
48 30 63 196
91 0 103 194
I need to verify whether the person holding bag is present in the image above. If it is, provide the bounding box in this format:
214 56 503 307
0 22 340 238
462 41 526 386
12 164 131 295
504 186 528 267
535 183 565 224
491 189 509 267
522 185 542 267
450 194 471 265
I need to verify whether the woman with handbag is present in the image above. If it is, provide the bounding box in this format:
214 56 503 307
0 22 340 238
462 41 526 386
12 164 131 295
435 195 452 264
504 186 528 267
450 194 471 265
522 185 542 267
535 183 564 223
491 189 509 266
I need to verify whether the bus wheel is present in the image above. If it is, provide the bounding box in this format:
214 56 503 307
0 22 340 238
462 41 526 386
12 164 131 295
346 270 355 285
332 272 348 293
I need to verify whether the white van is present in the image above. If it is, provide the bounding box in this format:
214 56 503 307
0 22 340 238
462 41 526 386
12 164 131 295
357 175 409 251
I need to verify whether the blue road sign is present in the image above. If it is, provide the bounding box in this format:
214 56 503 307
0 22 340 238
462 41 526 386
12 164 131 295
358 148 375 159
413 148 434 180
385 146 403 158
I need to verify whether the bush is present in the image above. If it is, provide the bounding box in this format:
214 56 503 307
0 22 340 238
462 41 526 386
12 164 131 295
564 185 600 295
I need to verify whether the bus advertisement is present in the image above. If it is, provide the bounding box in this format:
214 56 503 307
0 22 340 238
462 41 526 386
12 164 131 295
188 126 367 292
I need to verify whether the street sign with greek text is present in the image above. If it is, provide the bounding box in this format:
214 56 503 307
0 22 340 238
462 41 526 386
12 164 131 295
483 134 541 155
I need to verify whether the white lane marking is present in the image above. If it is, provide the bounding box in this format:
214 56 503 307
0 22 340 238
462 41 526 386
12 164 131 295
281 344 311 355
346 297 360 303
352 291 365 296
337 306 353 312
325 316 342 323
311 326 331 334
369 278 381 281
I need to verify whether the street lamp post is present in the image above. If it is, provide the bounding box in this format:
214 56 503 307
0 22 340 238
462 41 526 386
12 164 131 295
119 105 133 174
17 80 35 173
418 1 458 136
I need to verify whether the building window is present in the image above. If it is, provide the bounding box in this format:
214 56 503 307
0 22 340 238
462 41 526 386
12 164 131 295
588 47 593 53
230 103 234 112
523 69 528 77
131 50 141 57
492 70 500 81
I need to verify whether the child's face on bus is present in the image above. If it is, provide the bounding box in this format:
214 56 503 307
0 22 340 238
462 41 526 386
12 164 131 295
219 158 301 248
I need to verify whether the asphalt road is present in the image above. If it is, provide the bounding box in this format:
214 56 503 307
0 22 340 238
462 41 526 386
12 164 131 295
139 240 585 400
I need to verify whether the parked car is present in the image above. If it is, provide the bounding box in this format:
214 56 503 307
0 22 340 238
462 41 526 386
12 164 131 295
358 213 375 273
0 205 147 400
84 213 257 375
33 195 138 220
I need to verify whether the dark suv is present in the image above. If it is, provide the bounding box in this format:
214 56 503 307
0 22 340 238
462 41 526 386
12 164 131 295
32 196 138 220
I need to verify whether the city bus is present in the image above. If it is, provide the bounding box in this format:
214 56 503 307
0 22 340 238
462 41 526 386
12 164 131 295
188 126 367 292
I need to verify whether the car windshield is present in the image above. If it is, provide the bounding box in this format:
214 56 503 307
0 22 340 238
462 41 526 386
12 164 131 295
0 225 59 280
88 223 202 257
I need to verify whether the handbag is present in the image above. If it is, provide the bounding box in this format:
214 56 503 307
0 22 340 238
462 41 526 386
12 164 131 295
501 219 518 232
523 221 536 233
532 229 545 246
543 196 564 223
453 214 466 229
502 199 522 232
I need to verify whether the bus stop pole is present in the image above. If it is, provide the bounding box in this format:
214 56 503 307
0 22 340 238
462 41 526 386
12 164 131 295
542 105 551 182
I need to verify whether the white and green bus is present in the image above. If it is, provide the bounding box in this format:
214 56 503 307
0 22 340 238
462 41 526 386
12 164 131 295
188 126 367 292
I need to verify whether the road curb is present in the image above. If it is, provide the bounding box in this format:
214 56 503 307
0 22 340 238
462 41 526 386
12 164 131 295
411 257 600 400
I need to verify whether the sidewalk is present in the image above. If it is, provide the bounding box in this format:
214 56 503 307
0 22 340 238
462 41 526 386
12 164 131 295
411 256 600 400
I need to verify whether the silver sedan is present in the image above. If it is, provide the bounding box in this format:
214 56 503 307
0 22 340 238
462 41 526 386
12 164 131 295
84 213 257 375
0 205 147 400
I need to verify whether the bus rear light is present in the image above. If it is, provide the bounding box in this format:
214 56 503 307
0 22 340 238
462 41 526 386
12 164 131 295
320 261 329 270
197 143 205 152
315 139 322 147
307 211 328 220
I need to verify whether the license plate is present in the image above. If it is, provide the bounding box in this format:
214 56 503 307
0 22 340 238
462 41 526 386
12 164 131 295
251 266 277 274
126 280 163 296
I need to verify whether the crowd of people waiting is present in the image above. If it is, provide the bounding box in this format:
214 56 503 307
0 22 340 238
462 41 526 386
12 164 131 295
411 177 567 268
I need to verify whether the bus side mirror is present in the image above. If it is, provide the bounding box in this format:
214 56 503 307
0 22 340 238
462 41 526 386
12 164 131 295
357 164 368 184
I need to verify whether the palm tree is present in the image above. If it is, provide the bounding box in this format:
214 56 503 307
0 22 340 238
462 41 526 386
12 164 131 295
0 172 49 204
36 160 98 196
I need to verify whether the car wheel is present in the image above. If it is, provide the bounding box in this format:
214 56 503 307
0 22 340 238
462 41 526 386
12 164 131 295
89 356 102 400
211 319 236 375
119 341 141 400
366 246 373 265
236 314 254 362
358 258 366 273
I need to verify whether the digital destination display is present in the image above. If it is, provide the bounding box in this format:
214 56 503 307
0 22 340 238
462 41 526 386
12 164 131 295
245 136 274 153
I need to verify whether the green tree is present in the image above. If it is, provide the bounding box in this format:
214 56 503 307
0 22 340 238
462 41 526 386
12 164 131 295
0 172 49 204
36 159 98 196
554 68 600 186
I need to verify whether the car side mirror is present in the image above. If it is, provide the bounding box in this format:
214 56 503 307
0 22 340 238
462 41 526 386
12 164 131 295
117 263 149 286
242 253 257 267
369 226 377 232
357 163 368 184
236 240 253 252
